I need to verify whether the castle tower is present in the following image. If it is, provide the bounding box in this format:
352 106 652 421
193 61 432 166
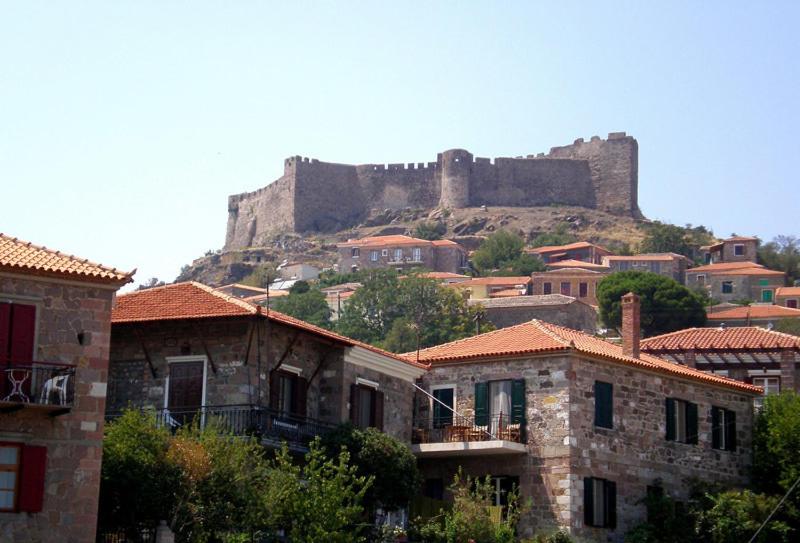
438 148 472 209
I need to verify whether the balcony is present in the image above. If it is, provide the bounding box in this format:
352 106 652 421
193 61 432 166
106 404 338 452
411 414 528 458
0 362 76 416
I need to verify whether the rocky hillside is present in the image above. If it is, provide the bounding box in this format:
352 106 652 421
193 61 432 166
176 205 652 287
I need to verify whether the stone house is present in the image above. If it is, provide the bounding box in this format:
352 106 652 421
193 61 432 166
528 241 612 265
545 259 611 273
0 233 133 543
449 276 532 299
641 326 799 397
602 253 689 284
407 294 760 541
531 268 609 306
705 304 800 328
685 262 786 304
107 282 427 448
277 262 320 281
337 235 467 275
467 294 597 333
700 236 759 265
775 286 800 309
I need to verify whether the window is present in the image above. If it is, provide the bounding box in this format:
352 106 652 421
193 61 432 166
370 250 379 262
412 247 422 262
351 248 360 258
489 475 520 507
594 381 613 429
584 477 616 528
0 302 36 365
734 244 745 256
721 281 733 294
560 282 571 296
579 282 588 298
762 289 774 303
394 248 403 262
665 398 698 444
543 282 552 295
432 386 455 428
474 380 525 436
350 383 384 430
381 249 388 257
711 406 736 451
752 376 780 395
787 299 798 309
270 369 307 417
697 274 706 286
758 279 770 287
0 443 46 513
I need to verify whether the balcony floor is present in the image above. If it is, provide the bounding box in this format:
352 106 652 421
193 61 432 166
411 439 527 458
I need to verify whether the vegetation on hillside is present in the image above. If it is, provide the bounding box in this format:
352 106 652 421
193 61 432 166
472 230 545 276
758 235 800 285
638 222 715 262
271 280 332 328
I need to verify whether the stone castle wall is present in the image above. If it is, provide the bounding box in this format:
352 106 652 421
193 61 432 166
225 133 640 250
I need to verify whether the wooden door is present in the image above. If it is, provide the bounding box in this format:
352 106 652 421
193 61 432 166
167 361 204 425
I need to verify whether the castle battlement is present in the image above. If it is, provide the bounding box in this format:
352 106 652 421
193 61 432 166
224 133 640 250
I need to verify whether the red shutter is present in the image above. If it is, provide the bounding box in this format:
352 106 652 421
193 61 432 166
0 303 11 364
19 445 47 513
10 304 36 365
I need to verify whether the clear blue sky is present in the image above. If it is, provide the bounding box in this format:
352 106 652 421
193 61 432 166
2 1 798 288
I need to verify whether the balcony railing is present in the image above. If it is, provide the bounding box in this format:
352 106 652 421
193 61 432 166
412 413 526 444
106 404 338 451
0 362 76 415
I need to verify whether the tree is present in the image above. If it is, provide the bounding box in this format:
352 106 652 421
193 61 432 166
596 271 707 337
136 277 166 291
472 230 544 276
753 392 800 497
775 318 800 337
320 425 420 514
694 490 793 543
530 223 577 249
639 222 715 262
272 286 332 328
415 220 447 241
336 270 493 352
758 236 800 285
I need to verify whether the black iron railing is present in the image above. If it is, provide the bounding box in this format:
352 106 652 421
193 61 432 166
0 362 76 408
412 413 526 445
106 404 337 450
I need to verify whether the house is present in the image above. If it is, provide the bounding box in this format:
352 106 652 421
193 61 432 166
337 235 467 274
0 233 133 542
320 282 362 321
277 262 320 281
449 276 532 299
215 283 271 298
107 282 427 450
527 241 612 265
407 293 759 540
413 271 471 284
466 294 597 333
641 326 800 396
685 262 786 304
700 236 759 265
705 304 800 328
602 253 689 284
545 259 611 273
531 268 609 306
776 286 800 309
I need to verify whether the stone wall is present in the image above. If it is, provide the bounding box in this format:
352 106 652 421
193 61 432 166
224 133 641 249
0 275 116 543
470 297 597 332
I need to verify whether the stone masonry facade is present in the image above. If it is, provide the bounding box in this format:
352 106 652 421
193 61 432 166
0 275 117 543
225 133 640 248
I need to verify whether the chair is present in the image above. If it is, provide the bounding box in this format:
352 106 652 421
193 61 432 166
499 423 521 442
39 373 71 405
466 425 489 441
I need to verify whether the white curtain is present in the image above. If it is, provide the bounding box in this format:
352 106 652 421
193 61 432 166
489 381 512 435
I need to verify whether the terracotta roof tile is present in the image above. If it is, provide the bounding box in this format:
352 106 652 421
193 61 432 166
529 241 608 254
546 259 611 271
776 287 800 297
404 320 760 394
604 253 687 262
0 233 133 285
722 268 785 277
417 272 470 279
687 261 764 273
706 305 800 320
642 326 800 350
489 288 526 298
452 276 532 287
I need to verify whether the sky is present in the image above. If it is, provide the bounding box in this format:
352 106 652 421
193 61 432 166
2 1 798 289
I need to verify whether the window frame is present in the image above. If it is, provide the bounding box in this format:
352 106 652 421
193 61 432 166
412 247 422 262
594 381 613 429
351 247 360 258
543 282 552 295
579 282 589 298
666 398 698 445
0 442 22 513
560 282 571 296
751 376 780 395
369 250 379 262
733 244 745 256
430 384 456 429
584 477 616 528
721 281 733 294
394 248 403 262
711 406 737 451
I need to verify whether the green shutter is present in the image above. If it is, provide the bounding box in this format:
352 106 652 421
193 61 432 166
511 379 526 424
726 410 737 452
474 382 489 426
711 406 721 449
762 290 774 302
594 381 613 429
665 398 676 441
584 478 594 526
686 402 699 445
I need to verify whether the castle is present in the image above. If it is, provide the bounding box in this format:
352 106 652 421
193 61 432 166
225 132 640 250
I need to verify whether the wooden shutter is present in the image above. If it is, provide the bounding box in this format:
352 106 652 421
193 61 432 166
711 407 721 449
511 379 525 424
726 410 737 451
10 304 36 364
269 370 280 410
293 376 307 417
665 398 676 441
583 477 594 526
595 381 613 429
474 382 489 426
349 383 359 425
686 402 698 444
373 390 384 431
19 445 47 513
605 481 617 529
0 303 10 363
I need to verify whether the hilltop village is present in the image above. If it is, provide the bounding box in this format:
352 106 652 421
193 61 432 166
2 136 799 543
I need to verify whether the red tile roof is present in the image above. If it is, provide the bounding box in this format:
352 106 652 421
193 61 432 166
0 233 134 285
706 305 800 321
723 268 785 277
489 288 526 298
452 276 532 287
404 320 760 394
529 241 609 254
604 253 687 262
112 282 426 369
776 287 800 297
642 326 800 351
724 236 759 242
687 261 764 274
546 259 611 271
413 271 470 279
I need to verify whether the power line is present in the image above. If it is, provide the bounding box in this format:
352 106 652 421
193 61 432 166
747 474 800 543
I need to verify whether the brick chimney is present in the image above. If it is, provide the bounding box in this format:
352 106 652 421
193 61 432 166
621 292 641 358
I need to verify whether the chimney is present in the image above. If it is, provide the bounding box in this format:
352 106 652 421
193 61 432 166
621 292 641 358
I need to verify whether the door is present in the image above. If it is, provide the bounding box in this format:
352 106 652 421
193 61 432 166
432 387 454 428
167 361 204 426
